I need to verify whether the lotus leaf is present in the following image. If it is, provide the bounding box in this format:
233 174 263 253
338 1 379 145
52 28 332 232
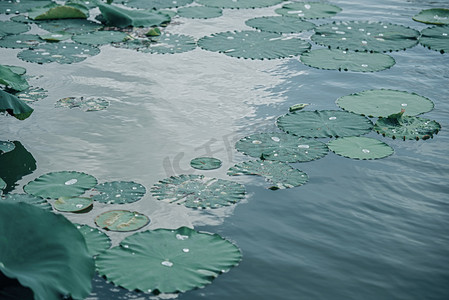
1 193 52 211
76 224 111 257
235 132 328 162
55 96 109 111
94 210 150 232
151 174 245 209
198 30 311 59
277 110 373 138
177 6 222 19
300 49 396 72
228 160 308 190
419 25 449 54
0 0 53 14
140 33 197 54
327 136 394 160
0 141 15 154
39 31 72 42
373 110 441 140
18 43 100 64
275 2 342 19
289 103 309 112
54 196 93 212
24 171 97 199
0 64 29 92
0 21 30 36
0 34 43 49
10 15 34 24
15 87 48 103
0 177 5 191
95 227 242 293
312 21 419 52
0 202 95 300
336 89 434 118
72 30 128 45
413 8 449 25
0 89 34 120
245 16 315 34
97 3 171 28
28 2 89 20
37 19 102 34
3 65 26 76
92 181 146 204
197 0 282 9
190 157 222 170
124 0 193 9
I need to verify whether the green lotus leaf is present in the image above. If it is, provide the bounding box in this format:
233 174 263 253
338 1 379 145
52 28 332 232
336 89 435 118
146 27 161 36
190 157 222 170
235 132 328 162
328 136 394 160
0 178 5 192
92 181 146 204
245 16 315 34
0 64 29 92
0 202 95 300
138 33 197 54
151 174 245 209
96 227 242 293
10 15 34 24
413 8 449 25
198 30 311 60
277 110 373 138
18 43 100 64
228 160 308 190
0 21 30 36
39 31 72 42
300 49 396 72
72 30 128 45
177 6 222 19
0 0 53 14
69 0 103 9
97 3 171 28
0 140 15 154
275 2 342 19
75 224 111 257
197 0 282 9
289 103 309 112
54 196 93 212
419 25 449 54
36 19 103 34
1 193 52 211
94 210 150 232
312 21 419 52
14 87 48 103
24 171 98 199
124 0 193 9
0 34 43 49
0 89 34 120
55 96 109 111
3 65 26 76
28 2 89 20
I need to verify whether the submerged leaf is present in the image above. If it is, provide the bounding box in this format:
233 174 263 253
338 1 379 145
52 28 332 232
18 43 100 64
328 136 394 160
190 157 222 170
1 193 52 211
0 64 29 91
54 196 93 212
14 86 48 103
76 224 112 257
55 96 109 111
419 25 449 54
246 16 315 34
92 181 146 204
275 2 342 19
0 140 15 154
95 210 150 232
0 89 34 120
413 8 449 25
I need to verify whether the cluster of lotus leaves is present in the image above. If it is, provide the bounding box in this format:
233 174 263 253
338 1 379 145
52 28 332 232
327 136 394 160
92 181 146 204
419 25 449 54
275 2 342 19
190 157 222 170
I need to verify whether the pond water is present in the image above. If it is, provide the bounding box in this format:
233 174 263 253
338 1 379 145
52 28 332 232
1 0 449 299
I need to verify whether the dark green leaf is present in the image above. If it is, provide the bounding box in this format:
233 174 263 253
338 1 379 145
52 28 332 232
98 3 171 28
1 194 52 211
0 64 29 92
0 89 34 120
76 224 111 257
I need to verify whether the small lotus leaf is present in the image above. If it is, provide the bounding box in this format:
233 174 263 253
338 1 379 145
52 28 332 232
24 171 97 199
228 160 308 190
76 224 111 257
275 2 342 19
0 64 29 91
246 16 315 34
0 141 15 154
328 136 394 160
0 89 34 120
413 8 449 25
235 132 328 162
277 110 373 138
336 89 435 118
55 96 109 111
197 0 282 9
95 227 242 293
1 193 52 211
72 30 128 45
289 103 309 112
146 27 161 36
98 3 171 28
39 31 72 42
198 30 311 59
0 21 30 36
92 181 146 204
142 33 197 54
190 157 222 170
0 34 43 49
28 3 89 20
151 174 245 209
419 25 449 54
54 196 93 212
15 87 48 103
18 43 100 64
95 210 150 232
177 6 222 19
300 49 396 72
37 19 103 34
0 0 53 14
124 0 194 9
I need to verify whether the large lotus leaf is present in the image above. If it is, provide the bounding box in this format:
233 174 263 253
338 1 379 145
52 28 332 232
419 25 449 54
96 227 242 293
0 34 43 49
124 0 193 9
277 110 373 138
92 181 146 204
55 96 109 111
373 111 441 140
151 174 245 209
0 202 95 300
245 16 315 34
140 33 197 54
275 2 342 19
0 21 30 36
235 132 328 162
0 0 53 14
95 210 150 232
72 30 128 45
76 224 111 257
28 2 89 20
197 0 282 9
18 43 100 64
15 86 48 103
228 160 308 190
0 140 15 154
198 30 311 59
413 8 449 25
98 3 171 28
300 49 396 72
336 89 434 118
54 196 93 212
177 6 222 19
312 21 419 52
37 19 102 34
0 89 34 120
190 157 222 170
24 171 97 199
1 193 52 211
0 65 29 92
328 136 394 160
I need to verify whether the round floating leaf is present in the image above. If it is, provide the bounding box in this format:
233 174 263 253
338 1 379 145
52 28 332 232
18 43 100 64
37 19 103 34
1 193 52 211
10 15 34 24
95 210 150 232
277 110 373 138
15 86 48 103
142 33 197 54
0 34 43 49
76 224 111 257
228 160 308 190
419 25 449 54
198 30 311 59
177 6 222 19
0 89 34 120
328 136 394 160
190 157 222 170
413 8 449 25
151 174 245 209
55 96 109 111
0 64 29 91
97 3 171 28
0 202 94 300
336 89 435 118
275 2 342 19
124 0 194 9
24 171 97 199
235 132 328 162
197 0 282 9
54 196 93 212
300 49 395 72
96 227 242 293
245 16 315 34
92 181 146 204
0 141 15 154
312 21 419 52
0 21 30 36
72 30 128 45
39 31 72 42
28 3 89 20
0 0 53 14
